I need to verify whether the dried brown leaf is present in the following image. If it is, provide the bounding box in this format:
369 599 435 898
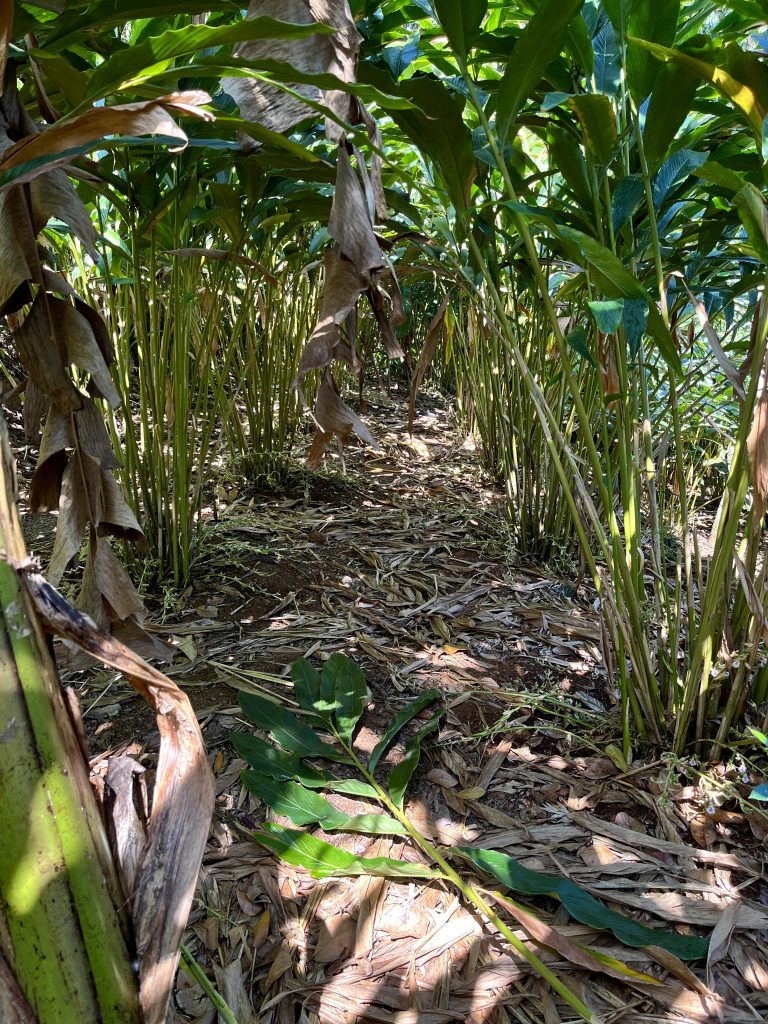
0 92 214 189
222 0 360 139
19 568 214 1024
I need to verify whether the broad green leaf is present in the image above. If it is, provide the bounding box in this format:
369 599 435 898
321 652 368 744
623 299 649 358
694 161 747 193
556 225 647 300
31 1 244 52
566 16 594 78
243 773 407 834
750 784 768 801
360 64 476 214
565 326 594 366
646 304 681 373
82 17 331 105
232 732 306 781
382 35 421 80
611 174 645 234
546 127 591 209
234 733 378 798
591 19 621 96
588 299 624 334
389 710 445 808
432 0 487 59
496 0 584 142
244 773 346 827
652 149 707 208
257 824 441 879
629 36 764 138
460 847 709 960
734 184 768 264
626 0 680 105
567 93 617 164
368 690 442 773
602 0 631 39
239 692 352 763
157 56 416 110
291 658 326 717
643 61 699 167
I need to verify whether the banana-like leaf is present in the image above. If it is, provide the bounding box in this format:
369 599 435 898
388 709 445 809
459 847 709 960
625 0 680 105
432 0 487 60
244 772 407 834
291 657 327 718
82 17 331 104
629 36 764 138
368 690 442 772
239 692 352 762
321 651 369 744
611 174 645 234
567 93 617 165
495 0 584 142
233 733 379 798
257 824 441 879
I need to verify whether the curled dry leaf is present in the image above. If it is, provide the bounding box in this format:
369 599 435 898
17 565 214 1024
222 0 361 140
225 3 402 468
0 91 214 189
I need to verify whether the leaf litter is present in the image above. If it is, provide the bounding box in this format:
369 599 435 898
35 390 768 1022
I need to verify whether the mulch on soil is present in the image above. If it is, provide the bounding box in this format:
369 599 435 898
25 391 768 1023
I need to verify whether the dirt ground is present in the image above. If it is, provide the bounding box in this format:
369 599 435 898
12 389 768 1024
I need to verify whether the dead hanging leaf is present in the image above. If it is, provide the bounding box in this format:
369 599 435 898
598 331 620 400
329 147 383 274
295 247 369 377
408 291 451 432
17 565 214 1024
222 0 361 140
0 91 214 189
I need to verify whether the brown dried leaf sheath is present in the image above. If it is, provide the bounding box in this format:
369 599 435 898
17 564 214 1024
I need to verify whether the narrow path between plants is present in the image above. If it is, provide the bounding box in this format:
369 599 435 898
65 392 768 1023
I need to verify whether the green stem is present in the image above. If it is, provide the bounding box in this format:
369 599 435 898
336 737 593 1022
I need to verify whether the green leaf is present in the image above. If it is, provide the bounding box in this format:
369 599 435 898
646 304 681 373
432 0 487 59
694 160 748 193
628 36 764 138
388 710 444 808
611 174 645 234
626 0 681 105
750 784 768 801
643 60 699 167
368 691 442 773
734 184 768 264
321 652 369 744
360 64 476 214
83 17 331 104
623 299 649 358
243 773 407 834
556 225 647 300
239 692 352 763
496 0 584 141
232 732 306 781
291 658 328 717
588 299 624 334
565 326 594 366
567 93 617 164
257 824 441 879
460 847 709 960
233 733 379 797
602 0 631 39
